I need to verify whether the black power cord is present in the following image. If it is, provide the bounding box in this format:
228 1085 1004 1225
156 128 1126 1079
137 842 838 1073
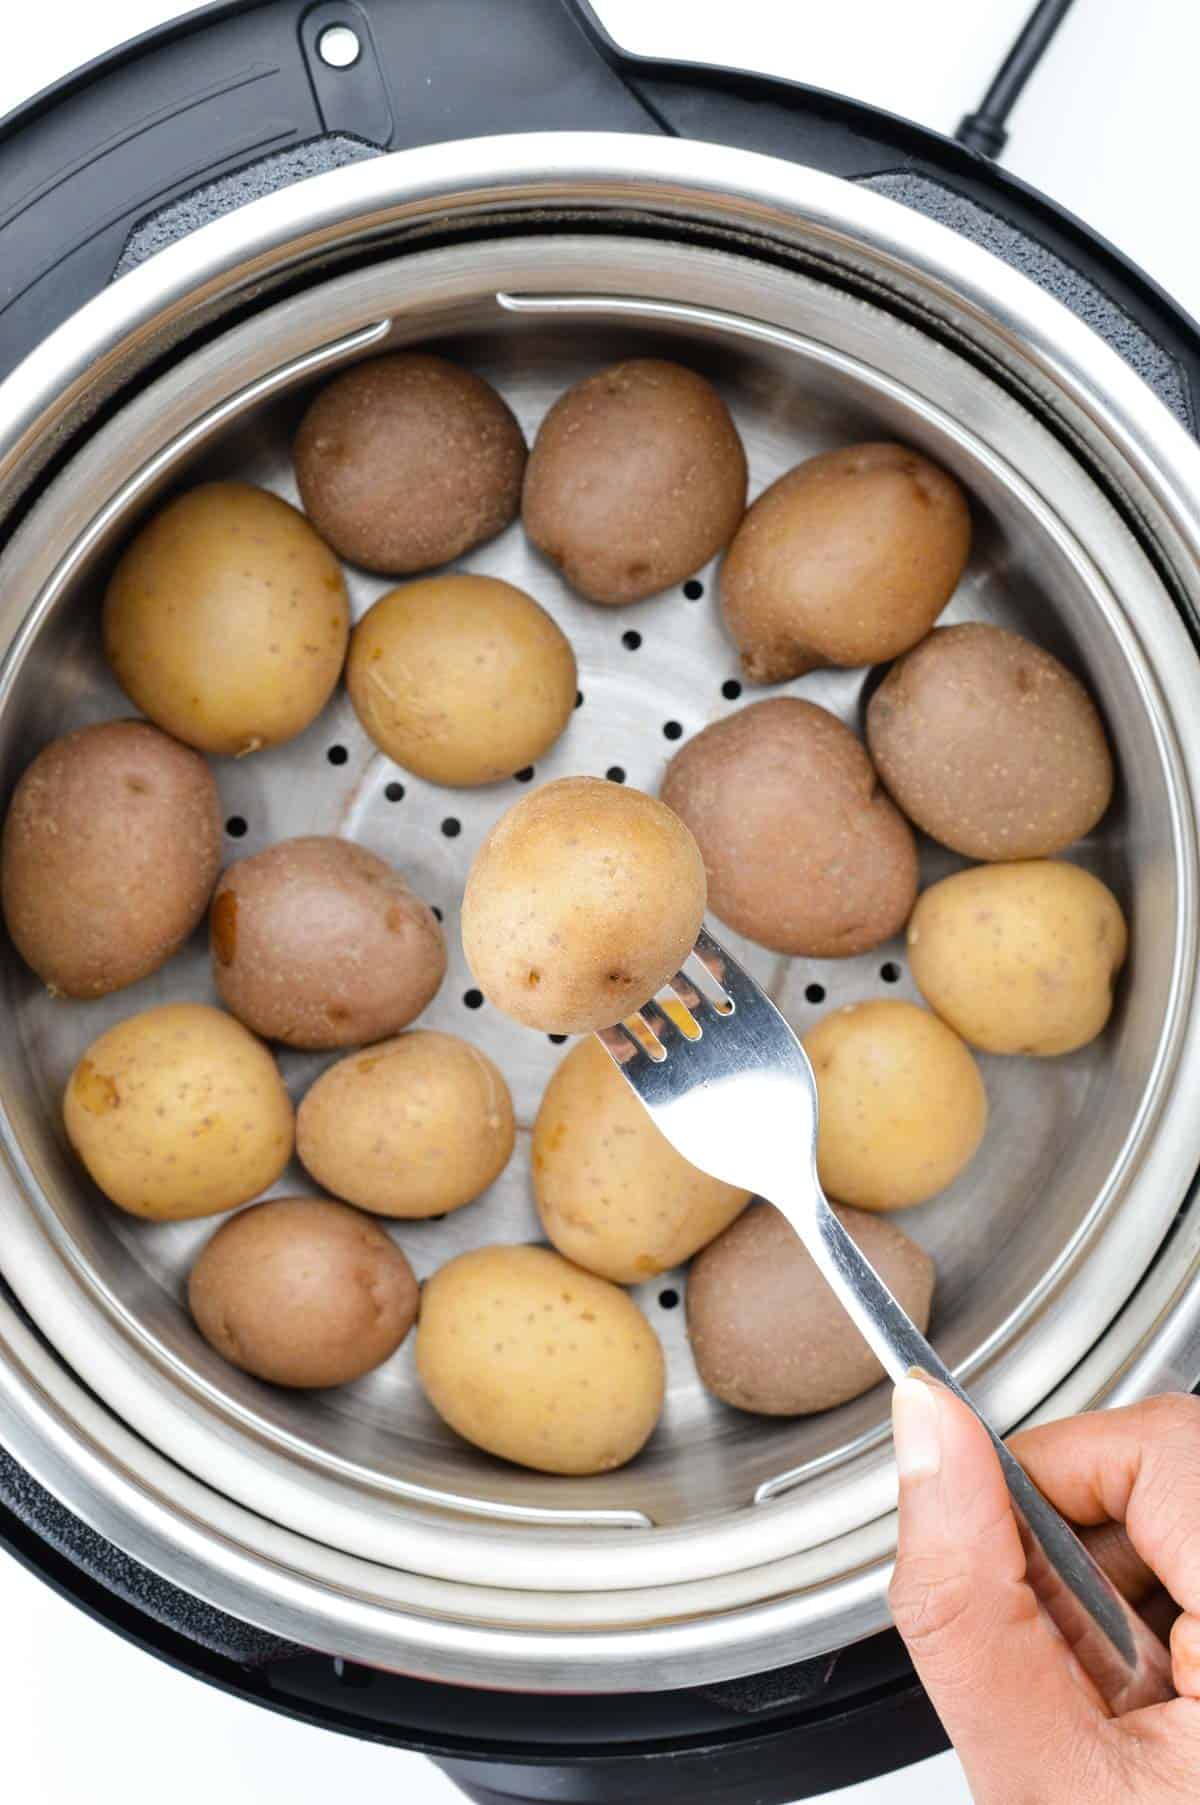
956 0 1079 157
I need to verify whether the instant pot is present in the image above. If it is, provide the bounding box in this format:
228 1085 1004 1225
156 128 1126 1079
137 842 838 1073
3 3 1200 1801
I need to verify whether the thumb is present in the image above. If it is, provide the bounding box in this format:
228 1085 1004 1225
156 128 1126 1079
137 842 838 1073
889 1375 1101 1788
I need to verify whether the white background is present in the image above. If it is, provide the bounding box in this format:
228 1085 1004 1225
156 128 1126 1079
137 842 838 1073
1 3 1198 1802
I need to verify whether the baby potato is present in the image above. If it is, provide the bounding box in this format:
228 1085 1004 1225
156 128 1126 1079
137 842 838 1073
297 1031 514 1218
461 776 707 1034
533 1036 750 1282
687 1202 935 1415
416 1245 665 1474
802 1000 986 1211
103 483 349 757
63 1003 294 1220
189 1196 418 1388
293 354 526 574
867 623 1114 860
721 443 971 682
346 574 577 786
661 698 917 957
522 359 747 605
1 720 221 999
908 860 1128 1055
212 835 445 1049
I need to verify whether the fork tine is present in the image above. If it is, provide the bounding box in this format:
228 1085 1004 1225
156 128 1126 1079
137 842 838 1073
692 926 756 1012
641 998 688 1052
595 1020 650 1070
665 972 710 1031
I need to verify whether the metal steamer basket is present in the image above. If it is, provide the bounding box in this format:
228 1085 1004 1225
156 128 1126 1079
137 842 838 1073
2 8 1200 1803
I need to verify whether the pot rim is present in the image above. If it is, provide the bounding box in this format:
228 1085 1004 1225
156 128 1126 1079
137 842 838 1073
2 133 1200 1690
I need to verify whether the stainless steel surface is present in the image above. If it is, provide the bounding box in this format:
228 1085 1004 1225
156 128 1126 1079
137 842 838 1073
600 929 1175 1713
0 137 1198 1688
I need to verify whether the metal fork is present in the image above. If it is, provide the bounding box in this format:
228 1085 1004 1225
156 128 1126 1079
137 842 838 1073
597 926 1173 1714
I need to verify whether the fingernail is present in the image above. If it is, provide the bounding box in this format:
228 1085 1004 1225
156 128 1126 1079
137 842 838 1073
892 1373 943 1480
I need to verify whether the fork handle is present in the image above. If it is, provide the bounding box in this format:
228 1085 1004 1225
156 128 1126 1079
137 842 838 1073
783 1187 1174 1714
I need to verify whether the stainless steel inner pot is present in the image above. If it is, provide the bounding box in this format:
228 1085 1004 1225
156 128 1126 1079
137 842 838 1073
2 136 1200 1693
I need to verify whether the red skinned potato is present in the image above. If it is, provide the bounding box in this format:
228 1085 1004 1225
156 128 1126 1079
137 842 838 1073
211 835 444 1049
721 443 971 682
2 720 221 998
661 697 917 957
189 1197 418 1388
687 1202 935 1415
522 359 747 604
293 354 526 574
866 622 1114 860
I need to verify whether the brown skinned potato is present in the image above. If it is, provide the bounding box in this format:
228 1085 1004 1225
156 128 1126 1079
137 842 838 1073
416 1245 665 1474
2 720 221 998
293 354 526 573
661 698 917 957
189 1197 418 1388
687 1203 935 1415
297 1031 515 1218
522 360 747 605
721 443 971 682
908 860 1128 1055
866 622 1114 860
212 836 445 1049
533 1036 751 1282
103 483 349 756
63 1003 294 1221
461 777 707 1034
346 574 577 785
802 1001 987 1210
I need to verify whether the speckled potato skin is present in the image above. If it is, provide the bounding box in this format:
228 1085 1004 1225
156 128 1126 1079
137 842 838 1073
297 1031 515 1218
661 698 918 957
802 1000 987 1211
908 860 1128 1055
1 720 221 999
416 1245 666 1474
188 1196 418 1388
211 836 445 1050
293 355 526 574
687 1202 935 1415
721 443 971 682
346 574 577 785
533 1036 750 1282
522 359 748 605
103 483 349 756
63 1003 294 1220
867 623 1114 860
461 777 707 1034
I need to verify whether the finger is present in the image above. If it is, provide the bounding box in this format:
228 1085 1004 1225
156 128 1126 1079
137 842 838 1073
1010 1395 1200 1613
1172 1614 1200 1700
889 1376 1100 1790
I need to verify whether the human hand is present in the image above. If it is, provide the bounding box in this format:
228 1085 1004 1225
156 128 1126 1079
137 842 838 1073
889 1381 1200 1803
